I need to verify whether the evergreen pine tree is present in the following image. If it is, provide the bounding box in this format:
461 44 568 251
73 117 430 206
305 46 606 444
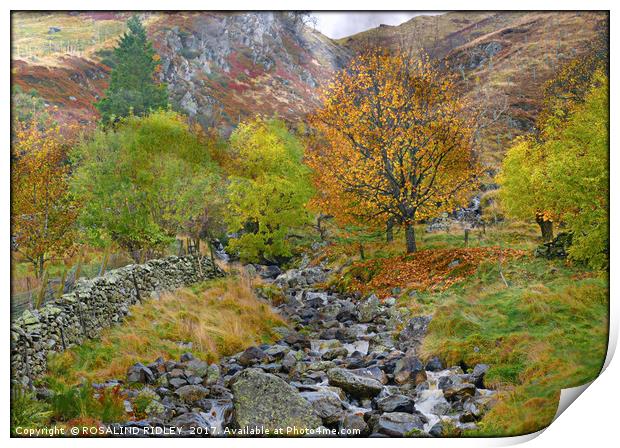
96 15 168 123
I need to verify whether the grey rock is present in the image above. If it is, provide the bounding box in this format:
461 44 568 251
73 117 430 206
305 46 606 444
300 390 343 425
204 364 220 385
231 368 321 431
127 363 155 384
237 346 267 366
394 356 427 385
169 377 188 389
425 357 444 372
444 383 477 402
357 294 381 323
375 412 425 437
472 364 489 388
185 359 209 377
398 316 432 349
327 368 383 398
322 347 349 360
175 384 209 402
375 394 415 413
340 412 369 436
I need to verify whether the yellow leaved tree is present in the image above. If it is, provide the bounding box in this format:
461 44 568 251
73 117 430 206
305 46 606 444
11 123 80 277
307 51 479 253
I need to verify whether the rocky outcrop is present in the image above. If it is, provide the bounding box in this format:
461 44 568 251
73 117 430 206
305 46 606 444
11 255 224 386
150 12 351 131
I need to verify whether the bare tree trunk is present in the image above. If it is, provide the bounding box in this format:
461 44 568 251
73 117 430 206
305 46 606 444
37 253 45 279
405 223 417 253
535 213 554 242
386 217 394 242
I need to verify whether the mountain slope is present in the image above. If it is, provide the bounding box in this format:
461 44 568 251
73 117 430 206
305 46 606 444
341 11 608 165
12 11 608 163
11 12 351 130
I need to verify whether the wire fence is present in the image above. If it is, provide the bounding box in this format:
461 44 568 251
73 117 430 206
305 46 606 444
11 238 204 320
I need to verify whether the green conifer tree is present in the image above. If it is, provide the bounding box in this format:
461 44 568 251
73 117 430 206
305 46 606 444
96 15 168 123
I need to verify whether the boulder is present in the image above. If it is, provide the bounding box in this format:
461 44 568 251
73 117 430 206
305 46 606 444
231 368 321 432
350 366 388 384
169 377 187 389
374 412 425 437
204 364 220 385
185 359 209 377
398 316 432 350
327 368 383 398
471 364 489 388
428 422 444 437
180 352 194 362
300 390 343 425
127 363 155 384
393 356 427 385
340 412 369 436
237 346 268 366
443 383 476 402
322 347 349 361
176 384 209 402
256 265 282 279
425 357 444 372
357 294 381 323
375 394 415 413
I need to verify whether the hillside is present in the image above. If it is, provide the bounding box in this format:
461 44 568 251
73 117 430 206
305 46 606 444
12 11 608 160
341 11 608 166
12 12 350 130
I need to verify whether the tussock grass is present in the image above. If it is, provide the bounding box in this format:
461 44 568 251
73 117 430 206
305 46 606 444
318 222 608 436
47 273 286 384
418 258 608 436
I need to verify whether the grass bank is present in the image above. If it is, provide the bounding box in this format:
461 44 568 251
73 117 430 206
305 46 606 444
317 221 608 436
46 273 286 386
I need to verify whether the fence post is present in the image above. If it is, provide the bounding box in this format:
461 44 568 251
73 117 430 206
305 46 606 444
34 270 49 309
57 268 67 299
98 249 110 276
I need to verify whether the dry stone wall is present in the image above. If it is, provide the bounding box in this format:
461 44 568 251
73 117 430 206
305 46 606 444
11 255 224 386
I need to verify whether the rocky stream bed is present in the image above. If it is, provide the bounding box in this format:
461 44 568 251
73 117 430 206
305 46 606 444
98 264 496 437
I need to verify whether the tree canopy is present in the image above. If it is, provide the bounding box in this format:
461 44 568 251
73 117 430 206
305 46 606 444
11 123 79 277
71 110 222 261
224 117 314 263
308 51 479 253
96 15 168 123
500 69 608 269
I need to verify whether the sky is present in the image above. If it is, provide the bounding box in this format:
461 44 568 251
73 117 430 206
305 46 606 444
311 12 442 39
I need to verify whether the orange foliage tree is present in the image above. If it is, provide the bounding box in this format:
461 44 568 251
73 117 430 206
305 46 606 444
11 123 79 277
307 51 479 253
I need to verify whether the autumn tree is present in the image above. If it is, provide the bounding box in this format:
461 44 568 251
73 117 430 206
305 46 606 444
308 51 479 253
11 123 79 277
71 110 222 261
96 15 168 123
224 117 314 263
500 36 609 243
500 69 608 269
